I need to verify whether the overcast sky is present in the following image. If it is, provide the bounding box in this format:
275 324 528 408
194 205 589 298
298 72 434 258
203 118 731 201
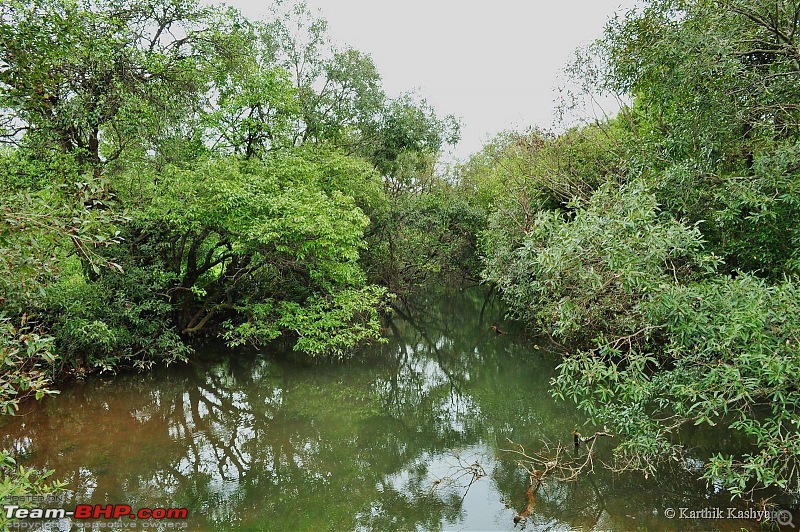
226 1 641 160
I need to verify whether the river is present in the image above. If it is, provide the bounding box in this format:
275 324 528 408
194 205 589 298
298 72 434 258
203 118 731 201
0 287 784 530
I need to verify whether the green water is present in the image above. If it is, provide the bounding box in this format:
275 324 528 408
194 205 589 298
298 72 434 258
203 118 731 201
0 288 783 530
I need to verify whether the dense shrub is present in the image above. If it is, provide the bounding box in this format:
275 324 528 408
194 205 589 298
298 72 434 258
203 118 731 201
482 179 715 343
553 275 800 496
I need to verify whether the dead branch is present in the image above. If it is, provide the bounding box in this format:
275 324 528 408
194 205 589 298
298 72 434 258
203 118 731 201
504 430 614 524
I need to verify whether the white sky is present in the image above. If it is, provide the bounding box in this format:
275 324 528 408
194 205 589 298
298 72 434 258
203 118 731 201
226 0 641 160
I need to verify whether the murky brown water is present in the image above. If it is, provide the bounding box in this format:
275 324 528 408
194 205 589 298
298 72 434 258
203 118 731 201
1 288 792 530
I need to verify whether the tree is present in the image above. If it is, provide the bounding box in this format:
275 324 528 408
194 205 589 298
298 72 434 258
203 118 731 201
0 0 250 285
0 0 242 174
482 179 714 343
359 93 460 184
260 1 385 147
526 0 800 498
64 147 392 361
581 0 800 277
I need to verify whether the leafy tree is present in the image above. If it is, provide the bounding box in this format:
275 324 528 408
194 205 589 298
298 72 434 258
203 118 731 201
482 0 800 499
95 148 391 358
0 0 250 289
0 0 241 172
344 91 464 294
553 275 800 497
364 182 485 295
0 147 104 513
202 19 300 158
482 179 715 343
359 93 461 183
205 63 299 157
260 1 385 146
0 150 128 373
581 0 800 277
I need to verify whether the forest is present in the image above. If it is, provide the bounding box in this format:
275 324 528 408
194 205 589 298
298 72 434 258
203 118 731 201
3 0 800 516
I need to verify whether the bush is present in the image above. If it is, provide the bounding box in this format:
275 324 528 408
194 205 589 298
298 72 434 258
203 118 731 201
47 262 191 372
482 179 715 343
0 314 59 415
552 274 800 497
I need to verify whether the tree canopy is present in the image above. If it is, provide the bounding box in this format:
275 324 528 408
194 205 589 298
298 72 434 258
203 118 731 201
0 0 459 391
469 0 800 501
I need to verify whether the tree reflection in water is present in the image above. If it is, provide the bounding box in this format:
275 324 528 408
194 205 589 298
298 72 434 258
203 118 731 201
0 288 762 530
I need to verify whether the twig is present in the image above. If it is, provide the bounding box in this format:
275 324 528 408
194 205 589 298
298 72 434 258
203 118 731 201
504 430 614 524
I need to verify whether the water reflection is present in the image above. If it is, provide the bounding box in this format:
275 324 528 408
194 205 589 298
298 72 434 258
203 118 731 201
0 288 770 530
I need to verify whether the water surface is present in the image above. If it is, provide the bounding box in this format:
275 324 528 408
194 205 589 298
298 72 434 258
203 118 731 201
1 288 780 530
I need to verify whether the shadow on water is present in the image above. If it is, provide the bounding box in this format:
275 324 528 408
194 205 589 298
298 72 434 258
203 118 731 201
0 286 789 530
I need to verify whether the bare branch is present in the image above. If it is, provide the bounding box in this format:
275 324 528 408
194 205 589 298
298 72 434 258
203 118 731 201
503 430 614 524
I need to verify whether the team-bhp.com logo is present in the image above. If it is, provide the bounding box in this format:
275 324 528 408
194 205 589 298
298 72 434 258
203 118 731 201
4 504 188 520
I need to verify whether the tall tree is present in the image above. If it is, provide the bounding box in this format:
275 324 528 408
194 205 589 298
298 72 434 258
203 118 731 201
563 0 800 276
0 0 241 174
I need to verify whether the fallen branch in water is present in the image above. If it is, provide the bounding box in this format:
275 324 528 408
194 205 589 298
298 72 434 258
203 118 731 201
505 430 614 524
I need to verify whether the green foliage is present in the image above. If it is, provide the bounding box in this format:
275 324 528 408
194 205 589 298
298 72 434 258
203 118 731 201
0 0 468 512
0 0 462 374
475 97 800 499
649 276 800 496
712 141 800 276
552 275 800 497
47 264 190 372
207 63 299 156
459 122 627 217
0 150 130 377
458 122 632 299
551 346 676 477
364 176 485 295
482 179 715 342
226 285 391 358
6 0 800 511
0 315 59 415
1 175 127 307
204 18 301 157
577 0 800 278
359 93 461 181
0 450 67 529
106 148 390 357
259 1 387 146
0 0 239 171
470 0 800 500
